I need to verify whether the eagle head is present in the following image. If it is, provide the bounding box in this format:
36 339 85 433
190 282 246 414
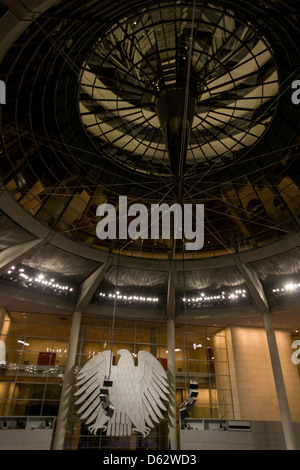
116 349 134 366
117 349 131 357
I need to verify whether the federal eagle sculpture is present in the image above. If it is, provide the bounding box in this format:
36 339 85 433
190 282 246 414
75 349 169 437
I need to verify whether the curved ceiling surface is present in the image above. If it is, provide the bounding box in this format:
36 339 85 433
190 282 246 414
79 4 279 175
0 0 300 261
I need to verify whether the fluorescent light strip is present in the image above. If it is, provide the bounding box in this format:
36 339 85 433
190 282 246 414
98 292 159 303
4 266 74 294
183 289 248 304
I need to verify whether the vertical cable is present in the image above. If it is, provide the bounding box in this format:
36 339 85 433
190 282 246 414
178 0 197 193
181 243 190 399
179 0 196 399
108 251 120 378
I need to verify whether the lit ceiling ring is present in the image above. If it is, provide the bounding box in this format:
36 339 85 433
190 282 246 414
0 0 300 260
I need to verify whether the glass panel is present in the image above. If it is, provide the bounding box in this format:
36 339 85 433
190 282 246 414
0 311 72 421
0 311 233 449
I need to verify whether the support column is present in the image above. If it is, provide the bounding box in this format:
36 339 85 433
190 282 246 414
0 307 7 365
0 307 7 334
167 318 177 450
166 263 177 450
52 310 82 450
236 259 298 450
263 313 298 450
75 256 112 312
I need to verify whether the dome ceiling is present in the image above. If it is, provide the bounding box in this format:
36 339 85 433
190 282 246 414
79 4 279 176
1 0 300 260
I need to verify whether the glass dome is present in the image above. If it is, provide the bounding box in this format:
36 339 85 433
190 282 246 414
79 4 279 176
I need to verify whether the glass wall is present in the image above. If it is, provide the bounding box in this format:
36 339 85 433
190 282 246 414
0 311 71 417
66 316 233 450
173 324 233 421
0 311 233 450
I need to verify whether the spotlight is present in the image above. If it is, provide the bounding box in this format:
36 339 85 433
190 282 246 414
180 407 189 428
189 380 198 398
187 396 196 406
186 403 194 412
102 400 110 410
105 404 115 418
189 380 198 390
103 379 113 388
100 393 109 404
183 395 197 413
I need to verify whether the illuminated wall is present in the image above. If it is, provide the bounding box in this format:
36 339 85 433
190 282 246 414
225 326 300 421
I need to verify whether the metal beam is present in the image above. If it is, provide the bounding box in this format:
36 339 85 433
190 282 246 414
0 237 52 276
235 257 270 314
0 0 59 17
0 0 59 63
0 1 30 19
75 255 112 311
166 262 176 320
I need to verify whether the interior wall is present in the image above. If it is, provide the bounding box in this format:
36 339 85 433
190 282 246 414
225 325 300 421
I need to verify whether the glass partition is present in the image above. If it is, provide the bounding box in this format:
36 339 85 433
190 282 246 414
0 311 233 449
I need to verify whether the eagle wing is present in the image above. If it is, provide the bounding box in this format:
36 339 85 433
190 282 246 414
74 350 112 433
137 351 169 431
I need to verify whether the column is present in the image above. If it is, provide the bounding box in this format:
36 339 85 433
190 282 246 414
167 318 177 450
236 260 298 449
0 307 7 365
52 310 82 450
263 313 297 450
0 307 7 333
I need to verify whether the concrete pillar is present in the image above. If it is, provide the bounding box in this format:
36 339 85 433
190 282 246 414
0 307 7 334
236 260 298 449
167 318 177 450
263 313 298 450
0 307 7 366
52 310 82 450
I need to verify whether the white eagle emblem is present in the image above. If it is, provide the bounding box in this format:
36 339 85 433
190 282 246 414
75 349 169 437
